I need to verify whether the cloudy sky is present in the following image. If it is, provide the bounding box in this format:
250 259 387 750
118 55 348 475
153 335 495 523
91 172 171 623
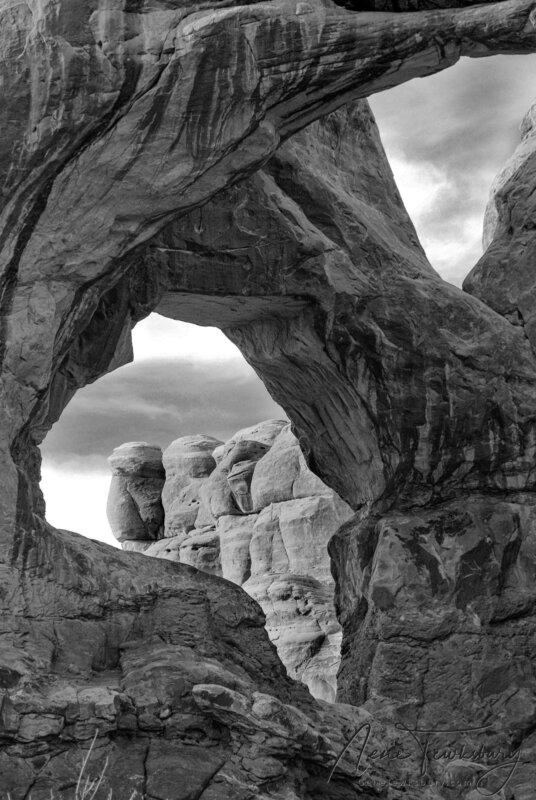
40 54 536 547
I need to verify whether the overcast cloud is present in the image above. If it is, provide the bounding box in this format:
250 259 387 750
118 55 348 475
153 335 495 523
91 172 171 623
41 54 536 545
41 348 286 472
370 54 536 285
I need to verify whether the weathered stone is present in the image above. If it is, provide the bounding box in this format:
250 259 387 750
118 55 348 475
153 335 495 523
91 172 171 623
227 459 258 514
227 420 288 448
162 436 221 503
250 424 351 513
114 423 353 702
162 435 222 537
177 527 222 576
144 537 184 561
219 439 270 471
465 97 536 350
5 1 536 796
195 465 241 527
330 494 536 727
6 526 399 798
218 514 257 586
145 740 225 800
121 540 154 554
214 439 266 514
244 495 353 701
250 425 302 510
164 481 204 539
106 443 165 542
146 526 221 575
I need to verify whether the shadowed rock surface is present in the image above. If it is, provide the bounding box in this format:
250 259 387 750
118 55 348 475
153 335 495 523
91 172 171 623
109 421 353 703
465 98 536 349
3 0 536 797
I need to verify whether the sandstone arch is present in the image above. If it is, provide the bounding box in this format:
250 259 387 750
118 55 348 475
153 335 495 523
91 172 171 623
3 1 536 797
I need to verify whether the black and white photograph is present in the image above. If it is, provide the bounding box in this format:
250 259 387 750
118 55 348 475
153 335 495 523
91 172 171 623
1 1 536 798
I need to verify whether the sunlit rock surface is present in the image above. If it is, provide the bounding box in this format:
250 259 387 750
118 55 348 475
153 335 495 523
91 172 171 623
3 0 536 797
107 442 165 542
110 422 353 703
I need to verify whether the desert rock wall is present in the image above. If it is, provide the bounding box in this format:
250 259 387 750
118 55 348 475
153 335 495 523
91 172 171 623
110 420 354 703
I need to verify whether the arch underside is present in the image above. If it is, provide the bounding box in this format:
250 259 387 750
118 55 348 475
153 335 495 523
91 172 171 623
3 1 536 796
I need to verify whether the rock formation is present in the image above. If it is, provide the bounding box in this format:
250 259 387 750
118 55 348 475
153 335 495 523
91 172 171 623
107 443 165 542
111 422 353 703
3 1 536 797
464 97 536 347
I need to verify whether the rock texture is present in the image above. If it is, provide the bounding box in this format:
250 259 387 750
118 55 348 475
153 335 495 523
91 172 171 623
4 528 417 800
337 0 494 8
113 422 353 703
3 1 536 797
464 98 536 349
107 443 165 542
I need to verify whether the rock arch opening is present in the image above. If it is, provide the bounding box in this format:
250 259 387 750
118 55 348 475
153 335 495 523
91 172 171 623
39 314 283 545
39 308 356 703
15 88 536 723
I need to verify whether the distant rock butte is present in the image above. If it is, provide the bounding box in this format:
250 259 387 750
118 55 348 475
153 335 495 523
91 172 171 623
114 421 353 703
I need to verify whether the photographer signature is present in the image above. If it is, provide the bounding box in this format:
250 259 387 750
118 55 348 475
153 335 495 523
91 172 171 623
328 719 526 796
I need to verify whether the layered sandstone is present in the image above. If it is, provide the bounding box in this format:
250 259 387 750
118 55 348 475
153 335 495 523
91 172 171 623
107 442 165 542
110 422 353 703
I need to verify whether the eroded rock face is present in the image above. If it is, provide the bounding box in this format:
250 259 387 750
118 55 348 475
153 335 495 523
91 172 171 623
465 98 536 349
112 422 353 703
4 528 417 800
3 1 536 796
106 442 165 542
244 492 352 702
161 435 222 538
331 496 536 719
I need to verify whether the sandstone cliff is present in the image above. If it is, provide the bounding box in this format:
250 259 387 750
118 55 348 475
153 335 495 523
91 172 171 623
3 1 536 797
109 421 354 704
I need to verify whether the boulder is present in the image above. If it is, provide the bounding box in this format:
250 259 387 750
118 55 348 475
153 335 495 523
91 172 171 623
219 438 270 471
250 425 301 509
228 419 288 447
106 442 165 542
162 435 221 499
195 465 241 526
196 438 271 525
161 435 221 536
250 424 350 512
222 438 270 513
